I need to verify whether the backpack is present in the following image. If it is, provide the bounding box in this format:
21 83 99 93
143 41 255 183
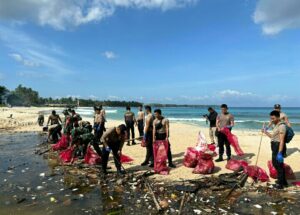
280 123 294 143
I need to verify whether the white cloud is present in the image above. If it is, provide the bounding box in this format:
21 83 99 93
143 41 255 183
103 51 117 59
0 26 72 76
254 0 300 35
9 53 40 67
218 89 254 98
0 0 197 30
17 71 49 78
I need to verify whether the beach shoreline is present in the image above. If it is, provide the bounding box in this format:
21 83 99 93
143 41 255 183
1 107 300 183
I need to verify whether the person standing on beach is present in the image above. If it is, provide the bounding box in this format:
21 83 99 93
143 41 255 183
94 107 102 143
141 105 154 167
70 109 82 128
267 104 291 157
101 124 127 174
204 107 218 145
137 105 145 138
38 112 44 126
124 106 136 145
153 109 176 168
262 110 288 189
47 110 62 142
215 104 235 162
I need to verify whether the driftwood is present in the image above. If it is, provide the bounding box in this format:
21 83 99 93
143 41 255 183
144 179 162 211
38 148 50 155
178 192 187 215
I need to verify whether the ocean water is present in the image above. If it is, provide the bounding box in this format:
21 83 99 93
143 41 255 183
74 107 300 132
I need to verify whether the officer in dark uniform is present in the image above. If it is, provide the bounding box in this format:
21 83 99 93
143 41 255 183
101 124 127 174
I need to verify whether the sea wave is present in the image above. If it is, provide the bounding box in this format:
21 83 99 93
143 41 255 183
76 108 117 115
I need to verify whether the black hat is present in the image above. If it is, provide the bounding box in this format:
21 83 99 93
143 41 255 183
274 104 281 109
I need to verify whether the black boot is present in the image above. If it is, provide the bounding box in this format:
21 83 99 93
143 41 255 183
215 157 224 162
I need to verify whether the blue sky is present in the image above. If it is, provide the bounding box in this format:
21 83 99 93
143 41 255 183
0 0 300 106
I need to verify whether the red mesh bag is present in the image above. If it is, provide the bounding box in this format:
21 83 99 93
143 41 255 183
207 144 216 152
226 159 248 171
52 134 70 151
267 160 295 180
183 147 199 168
59 147 75 163
244 165 269 182
84 146 101 165
193 158 214 174
220 128 244 156
120 154 134 163
198 151 213 160
292 182 300 187
153 140 169 175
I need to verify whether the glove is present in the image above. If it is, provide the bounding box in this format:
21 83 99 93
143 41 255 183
276 152 284 163
226 125 232 129
105 146 111 152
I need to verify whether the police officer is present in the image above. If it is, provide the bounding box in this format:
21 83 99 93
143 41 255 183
101 124 127 174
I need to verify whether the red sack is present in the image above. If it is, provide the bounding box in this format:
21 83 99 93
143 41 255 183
244 165 269 182
226 159 248 171
183 147 199 168
198 151 213 160
193 158 214 174
153 140 169 175
292 181 300 187
267 160 295 180
220 128 244 156
52 134 70 151
120 154 134 163
59 147 74 163
84 146 101 165
207 144 216 152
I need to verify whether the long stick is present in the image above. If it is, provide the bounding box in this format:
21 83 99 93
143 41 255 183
255 122 265 166
178 192 187 215
145 179 162 211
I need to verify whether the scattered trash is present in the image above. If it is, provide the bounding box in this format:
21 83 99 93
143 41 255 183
254 204 262 209
36 186 44 190
39 172 45 177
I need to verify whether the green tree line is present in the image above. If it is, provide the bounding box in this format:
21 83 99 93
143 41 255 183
0 85 142 107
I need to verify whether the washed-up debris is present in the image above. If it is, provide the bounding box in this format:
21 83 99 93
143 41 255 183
36 186 44 190
50 197 57 203
254 204 262 209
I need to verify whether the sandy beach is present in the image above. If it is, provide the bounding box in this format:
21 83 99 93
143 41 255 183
1 107 299 183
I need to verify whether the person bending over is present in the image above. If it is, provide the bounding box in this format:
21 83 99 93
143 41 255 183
101 124 127 175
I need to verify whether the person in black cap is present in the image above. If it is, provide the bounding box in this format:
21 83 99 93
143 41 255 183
101 124 127 174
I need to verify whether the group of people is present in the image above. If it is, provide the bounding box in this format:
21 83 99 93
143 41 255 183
204 104 293 189
43 103 294 189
